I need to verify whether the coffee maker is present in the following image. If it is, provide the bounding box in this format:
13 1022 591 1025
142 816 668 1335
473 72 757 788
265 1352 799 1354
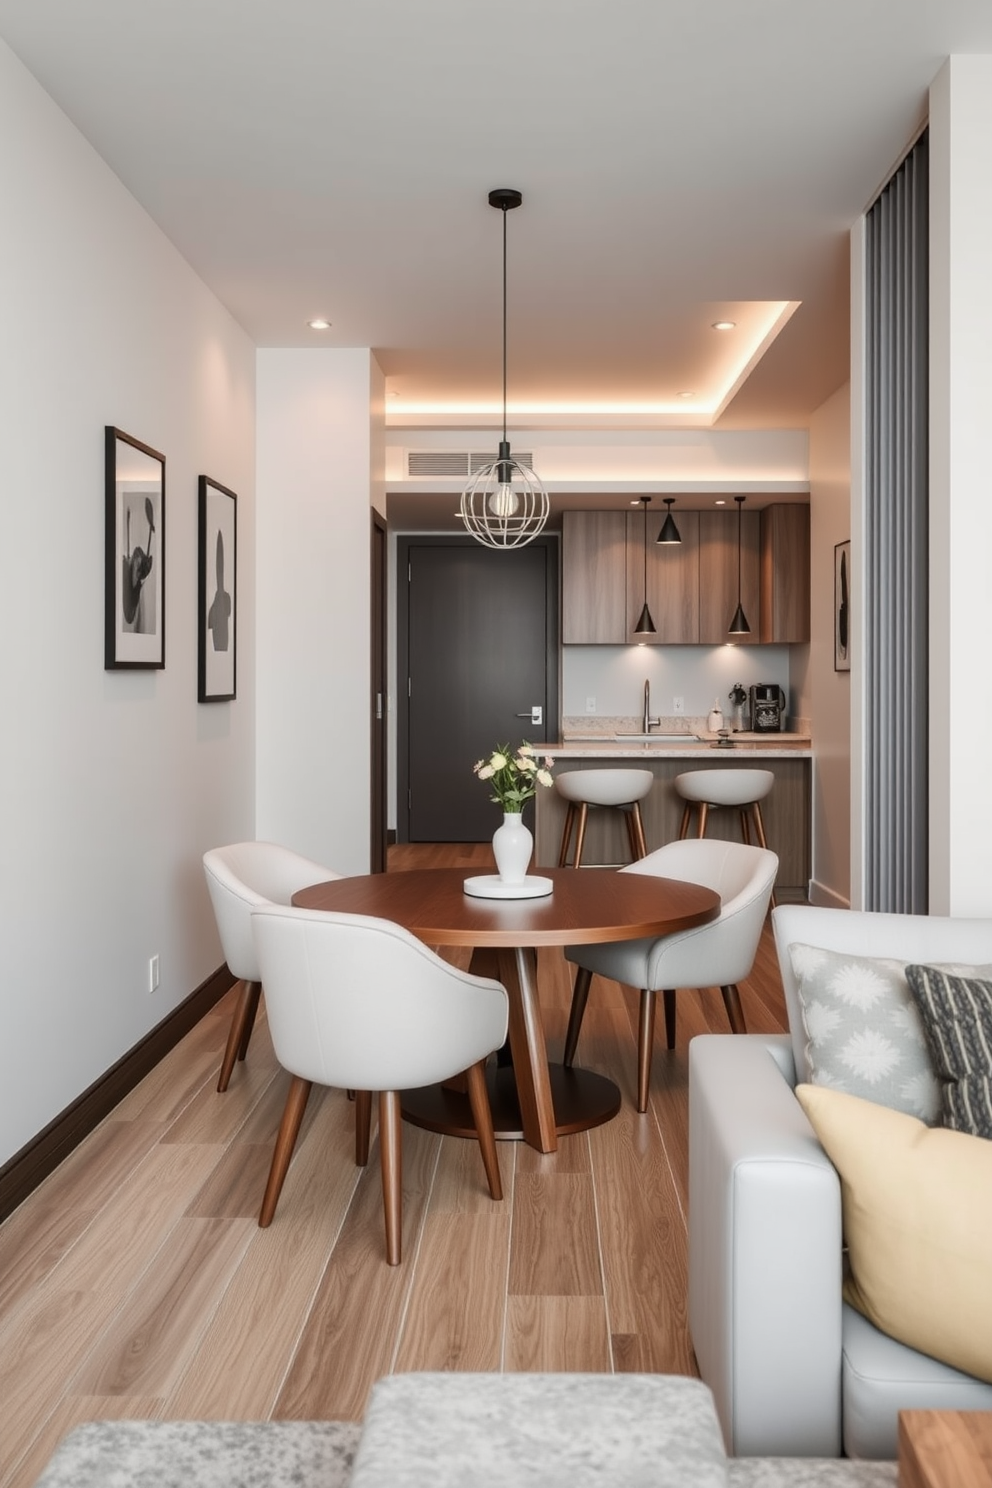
748 683 786 733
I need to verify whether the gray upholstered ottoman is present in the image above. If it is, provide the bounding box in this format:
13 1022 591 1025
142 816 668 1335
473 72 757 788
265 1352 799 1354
30 1420 361 1488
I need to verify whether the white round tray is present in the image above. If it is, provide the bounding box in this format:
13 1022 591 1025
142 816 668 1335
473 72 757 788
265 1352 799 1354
463 874 554 900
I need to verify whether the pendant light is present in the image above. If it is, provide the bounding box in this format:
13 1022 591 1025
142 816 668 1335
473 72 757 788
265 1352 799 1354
633 496 657 637
459 189 550 549
656 497 682 545
728 495 751 636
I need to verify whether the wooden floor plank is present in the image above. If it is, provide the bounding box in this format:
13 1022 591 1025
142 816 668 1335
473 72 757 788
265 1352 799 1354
504 1296 612 1372
394 1212 511 1373
507 1173 602 1297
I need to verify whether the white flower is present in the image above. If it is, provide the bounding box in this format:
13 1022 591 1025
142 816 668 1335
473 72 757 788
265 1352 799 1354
536 768 553 787
803 1000 842 1044
489 752 508 770
477 764 494 780
544 755 554 768
517 754 537 772
839 1029 900 1083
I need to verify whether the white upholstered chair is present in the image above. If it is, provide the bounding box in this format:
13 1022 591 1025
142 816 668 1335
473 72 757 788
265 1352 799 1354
202 841 340 1092
251 904 509 1265
563 838 778 1111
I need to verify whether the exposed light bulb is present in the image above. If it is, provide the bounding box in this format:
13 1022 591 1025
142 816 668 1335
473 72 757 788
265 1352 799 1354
488 483 520 518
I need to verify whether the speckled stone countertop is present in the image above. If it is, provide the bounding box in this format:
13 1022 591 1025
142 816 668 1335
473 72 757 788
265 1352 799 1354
534 716 812 761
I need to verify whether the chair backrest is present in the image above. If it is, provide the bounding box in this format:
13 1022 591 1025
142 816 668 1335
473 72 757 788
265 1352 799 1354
202 840 339 981
622 838 779 988
772 903 992 1078
250 904 509 1092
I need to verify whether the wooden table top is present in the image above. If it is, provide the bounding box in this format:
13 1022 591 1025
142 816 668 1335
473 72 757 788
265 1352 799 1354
292 866 720 949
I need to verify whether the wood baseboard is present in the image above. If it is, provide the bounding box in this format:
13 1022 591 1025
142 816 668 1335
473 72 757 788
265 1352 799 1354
0 964 235 1225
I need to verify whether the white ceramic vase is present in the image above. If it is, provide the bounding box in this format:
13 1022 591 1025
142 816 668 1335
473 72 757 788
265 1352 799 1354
492 811 533 884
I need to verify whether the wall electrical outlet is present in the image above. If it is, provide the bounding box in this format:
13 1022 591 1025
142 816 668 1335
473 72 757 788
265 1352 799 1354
672 696 685 714
148 954 160 993
585 696 596 713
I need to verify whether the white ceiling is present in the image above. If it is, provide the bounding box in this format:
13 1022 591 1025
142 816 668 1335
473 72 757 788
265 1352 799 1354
2 0 990 435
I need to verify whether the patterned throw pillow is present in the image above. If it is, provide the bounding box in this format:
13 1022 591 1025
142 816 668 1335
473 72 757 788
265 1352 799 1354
904 965 992 1140
788 944 940 1121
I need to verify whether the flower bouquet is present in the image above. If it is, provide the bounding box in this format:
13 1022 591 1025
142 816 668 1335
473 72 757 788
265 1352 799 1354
473 743 555 885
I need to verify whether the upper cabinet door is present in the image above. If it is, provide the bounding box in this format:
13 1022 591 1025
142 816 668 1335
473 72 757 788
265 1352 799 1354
697 509 761 644
759 504 810 643
562 511 627 643
624 509 700 644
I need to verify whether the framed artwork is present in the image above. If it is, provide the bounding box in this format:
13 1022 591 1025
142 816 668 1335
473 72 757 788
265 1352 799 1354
834 539 851 672
105 427 165 669
198 475 237 701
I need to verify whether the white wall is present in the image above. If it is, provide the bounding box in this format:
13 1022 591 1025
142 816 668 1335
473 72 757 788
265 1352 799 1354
255 349 383 874
804 384 851 907
928 58 992 916
0 41 256 1167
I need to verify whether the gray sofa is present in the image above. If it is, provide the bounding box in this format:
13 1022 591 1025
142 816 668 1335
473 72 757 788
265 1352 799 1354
688 903 992 1460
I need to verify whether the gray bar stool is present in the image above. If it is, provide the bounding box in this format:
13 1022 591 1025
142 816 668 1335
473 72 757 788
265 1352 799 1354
673 767 777 905
556 768 654 868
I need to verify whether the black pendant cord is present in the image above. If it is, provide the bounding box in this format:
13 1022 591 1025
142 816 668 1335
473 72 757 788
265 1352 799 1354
502 203 508 448
643 498 649 599
737 496 742 602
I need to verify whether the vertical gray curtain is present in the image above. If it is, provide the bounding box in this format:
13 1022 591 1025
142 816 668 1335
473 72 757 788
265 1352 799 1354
864 131 929 913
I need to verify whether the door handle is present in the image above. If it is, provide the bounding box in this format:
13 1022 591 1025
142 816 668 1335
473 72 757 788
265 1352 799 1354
516 706 543 727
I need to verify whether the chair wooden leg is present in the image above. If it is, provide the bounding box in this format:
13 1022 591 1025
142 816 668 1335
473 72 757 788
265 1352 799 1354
630 801 648 859
678 803 692 839
750 802 777 907
259 1075 312 1227
637 987 656 1113
379 1090 403 1266
354 1089 372 1166
721 984 747 1035
557 803 575 867
218 980 262 1092
572 802 589 869
663 988 677 1050
696 802 709 837
465 1059 502 1201
563 965 593 1067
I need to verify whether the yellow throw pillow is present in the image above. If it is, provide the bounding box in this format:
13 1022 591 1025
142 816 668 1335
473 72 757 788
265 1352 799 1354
795 1082 992 1384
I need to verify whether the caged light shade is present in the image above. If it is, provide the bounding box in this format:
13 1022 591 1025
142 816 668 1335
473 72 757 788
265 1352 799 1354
459 188 549 550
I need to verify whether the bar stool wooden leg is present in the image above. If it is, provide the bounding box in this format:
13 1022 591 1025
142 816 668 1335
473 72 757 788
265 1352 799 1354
557 803 576 867
623 805 639 862
630 800 648 859
739 809 751 844
572 802 590 868
678 803 693 839
749 802 777 907
696 802 709 838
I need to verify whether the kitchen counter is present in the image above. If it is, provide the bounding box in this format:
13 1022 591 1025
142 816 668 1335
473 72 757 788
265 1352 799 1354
532 731 812 898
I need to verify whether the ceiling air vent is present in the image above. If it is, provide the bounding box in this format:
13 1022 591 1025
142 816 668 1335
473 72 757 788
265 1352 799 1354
406 451 535 477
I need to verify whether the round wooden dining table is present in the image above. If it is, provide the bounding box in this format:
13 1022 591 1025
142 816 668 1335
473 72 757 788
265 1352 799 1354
293 866 720 1153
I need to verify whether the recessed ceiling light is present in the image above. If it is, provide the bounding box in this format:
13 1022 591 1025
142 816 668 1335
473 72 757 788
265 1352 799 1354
307 318 332 330
715 498 727 505
678 391 694 399
711 320 736 331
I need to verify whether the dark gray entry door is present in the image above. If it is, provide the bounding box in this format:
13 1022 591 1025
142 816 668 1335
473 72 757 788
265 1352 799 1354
401 537 559 842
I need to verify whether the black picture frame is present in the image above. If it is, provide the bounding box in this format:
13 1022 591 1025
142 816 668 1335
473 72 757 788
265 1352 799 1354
198 475 237 702
834 539 851 672
105 427 166 669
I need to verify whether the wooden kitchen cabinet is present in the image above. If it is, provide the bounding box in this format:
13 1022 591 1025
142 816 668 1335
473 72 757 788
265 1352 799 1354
562 511 627 643
760 503 810 642
624 509 700 643
697 509 761 644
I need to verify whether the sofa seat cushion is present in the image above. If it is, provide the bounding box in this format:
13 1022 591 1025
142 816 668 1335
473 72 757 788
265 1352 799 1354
841 1306 992 1460
795 1084 992 1387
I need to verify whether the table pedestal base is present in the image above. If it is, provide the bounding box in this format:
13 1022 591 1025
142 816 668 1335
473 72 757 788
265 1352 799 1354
401 1063 621 1143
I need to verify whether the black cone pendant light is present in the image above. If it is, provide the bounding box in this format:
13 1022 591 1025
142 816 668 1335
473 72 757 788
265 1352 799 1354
459 189 550 549
633 496 657 637
657 497 682 545
728 495 751 636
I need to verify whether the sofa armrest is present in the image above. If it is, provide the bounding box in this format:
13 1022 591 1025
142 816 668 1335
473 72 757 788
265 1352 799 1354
689 1035 843 1459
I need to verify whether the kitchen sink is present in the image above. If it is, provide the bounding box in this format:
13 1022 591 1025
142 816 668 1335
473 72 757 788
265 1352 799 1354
613 731 701 743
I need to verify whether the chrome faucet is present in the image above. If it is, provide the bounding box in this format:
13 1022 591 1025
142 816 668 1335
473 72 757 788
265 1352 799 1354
643 678 661 734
